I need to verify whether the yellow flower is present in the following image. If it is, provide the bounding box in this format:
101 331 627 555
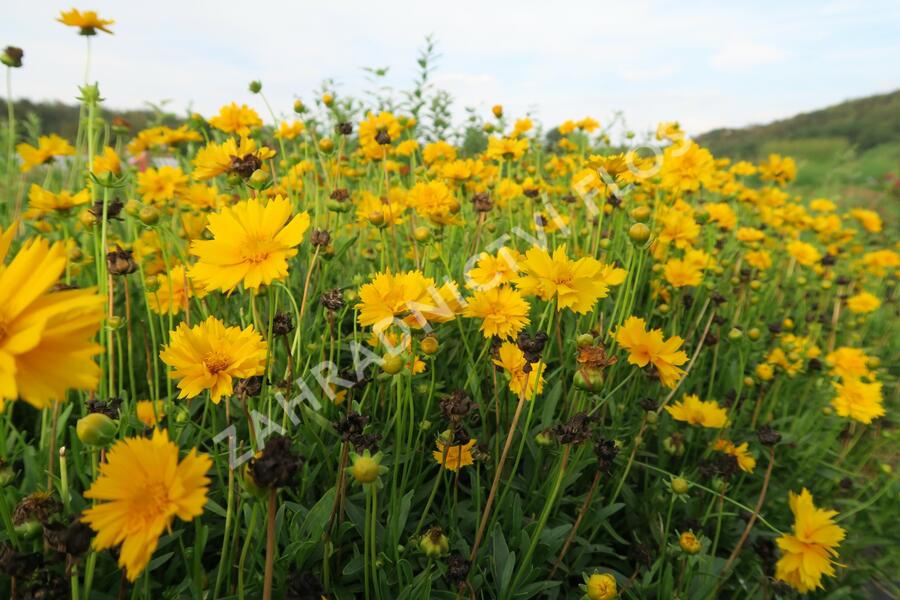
355 190 407 226
465 248 523 289
189 196 310 292
613 316 687 389
463 286 530 339
192 137 275 181
433 438 476 472
515 245 625 313
775 488 845 593
275 120 305 140
159 316 267 403
485 136 529 161
0 227 104 411
422 141 457 164
758 154 796 185
679 531 702 554
712 439 756 473
787 241 821 267
705 202 737 230
745 250 772 270
16 134 75 173
81 430 211 581
92 146 121 176
663 258 702 288
136 400 166 427
493 341 545 400
208 103 262 135
147 265 206 315
657 210 700 248
825 347 871 379
848 208 882 233
27 184 91 215
736 227 765 243
665 394 728 428
57 9 114 35
659 141 715 196
137 166 189 204
846 291 880 314
182 183 227 211
408 180 460 226
356 270 460 333
831 377 884 424
586 572 617 600
511 118 533 137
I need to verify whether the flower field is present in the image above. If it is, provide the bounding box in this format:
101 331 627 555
0 10 898 600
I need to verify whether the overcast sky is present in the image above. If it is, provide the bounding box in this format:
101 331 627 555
4 1 900 136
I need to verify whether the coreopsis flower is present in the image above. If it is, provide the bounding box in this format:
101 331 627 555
659 141 715 196
758 153 796 185
465 248 523 290
514 245 626 313
665 394 728 428
188 196 310 292
848 208 882 233
182 183 227 211
859 249 899 277
846 291 880 314
613 316 688 389
356 270 461 333
159 316 267 403
275 120 305 140
191 137 276 181
433 438 476 472
136 400 165 427
736 227 765 243
485 136 529 161
663 258 702 288
712 439 756 473
745 249 772 270
657 210 700 248
422 141 457 164
705 202 737 230
81 430 211 581
27 184 91 215
137 166 189 204
92 146 121 176
463 286 530 339
16 134 75 173
57 9 114 35
679 531 702 554
147 264 206 315
585 572 617 600
493 341 545 400
408 180 460 226
0 227 104 411
831 377 884 424
825 347 872 379
208 102 262 135
775 488 845 593
786 240 821 267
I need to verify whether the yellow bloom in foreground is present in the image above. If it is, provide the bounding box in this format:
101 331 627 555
775 488 845 593
465 248 523 290
663 258 702 288
27 184 91 214
81 430 211 581
189 196 310 292
665 394 728 428
191 137 276 181
16 134 75 173
493 342 545 400
137 166 189 204
136 400 166 427
208 103 263 135
92 146 121 176
463 286 530 339
586 572 617 600
712 439 756 473
159 316 267 403
57 9 114 35
515 245 625 313
831 378 884 424
0 227 104 411
433 438 476 472
356 270 460 333
825 347 871 379
846 291 880 314
613 316 687 389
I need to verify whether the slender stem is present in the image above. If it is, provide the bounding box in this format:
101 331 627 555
262 489 277 600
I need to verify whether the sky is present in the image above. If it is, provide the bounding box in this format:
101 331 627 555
4 1 900 137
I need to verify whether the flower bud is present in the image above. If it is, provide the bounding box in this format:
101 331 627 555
420 335 439 356
350 451 385 484
248 80 262 94
629 205 651 223
413 226 430 242
586 572 617 600
76 413 117 447
491 104 503 118
138 206 159 225
671 477 690 495
318 137 334 153
381 353 404 375
679 531 702 555
419 526 450 558
628 223 651 244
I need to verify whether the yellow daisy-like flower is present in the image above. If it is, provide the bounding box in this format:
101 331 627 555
356 270 461 333
786 240 821 267
27 184 91 215
189 196 310 292
657 210 700 249
775 488 845 593
758 153 797 185
159 315 267 403
613 316 688 389
465 248 523 290
463 286 530 339
181 183 227 211
712 439 756 473
137 166 189 204
663 258 702 288
147 264 206 315
16 134 75 173
745 250 772 270
191 137 276 181
846 291 880 314
485 136 529 161
408 180 460 226
514 245 625 314
493 341 545 400
831 377 884 424
92 146 121 176
705 202 737 230
208 103 263 135
275 120 305 140
665 394 728 428
848 208 882 233
0 226 104 411
57 9 114 35
586 573 617 600
825 347 871 379
136 400 166 427
433 438 477 472
81 429 211 581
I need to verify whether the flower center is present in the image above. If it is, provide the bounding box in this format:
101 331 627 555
203 351 230 374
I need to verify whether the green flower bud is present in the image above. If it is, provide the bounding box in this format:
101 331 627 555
76 413 117 447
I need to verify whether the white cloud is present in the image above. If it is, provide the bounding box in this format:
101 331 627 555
710 41 785 70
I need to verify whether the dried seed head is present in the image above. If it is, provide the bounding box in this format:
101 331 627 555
472 192 493 213
228 153 262 178
321 288 345 311
757 425 781 447
310 228 331 247
273 311 294 336
249 434 302 489
106 245 137 276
